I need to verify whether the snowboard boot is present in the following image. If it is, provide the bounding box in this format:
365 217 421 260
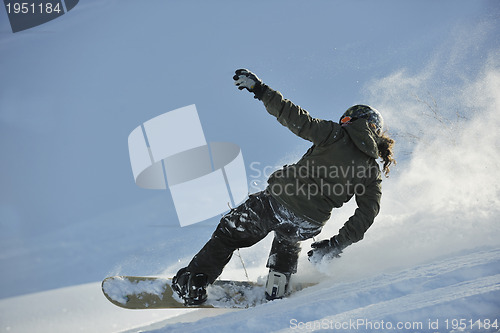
172 267 209 305
265 270 290 300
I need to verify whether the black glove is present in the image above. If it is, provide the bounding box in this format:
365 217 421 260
233 69 267 100
307 236 343 264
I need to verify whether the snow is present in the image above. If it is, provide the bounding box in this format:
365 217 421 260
206 282 266 309
2 248 499 332
1 1 500 332
0 282 194 333
147 249 500 333
102 277 170 305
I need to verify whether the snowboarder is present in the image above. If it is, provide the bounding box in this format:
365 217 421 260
173 69 396 305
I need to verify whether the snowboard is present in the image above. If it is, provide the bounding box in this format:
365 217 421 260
101 275 316 309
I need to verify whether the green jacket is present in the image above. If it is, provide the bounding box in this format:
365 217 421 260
262 87 382 248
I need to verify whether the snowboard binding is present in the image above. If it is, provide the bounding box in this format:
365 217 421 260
265 270 289 300
172 267 209 305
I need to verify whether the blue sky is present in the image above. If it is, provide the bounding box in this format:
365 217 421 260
0 0 499 296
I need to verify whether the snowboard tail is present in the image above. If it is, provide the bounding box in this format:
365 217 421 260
102 276 188 309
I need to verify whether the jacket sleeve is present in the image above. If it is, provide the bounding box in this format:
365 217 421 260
335 176 382 248
261 86 341 146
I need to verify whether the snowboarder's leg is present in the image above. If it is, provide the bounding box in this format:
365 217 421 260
185 235 235 284
264 234 300 300
174 191 277 304
188 192 277 282
266 234 301 276
264 197 322 299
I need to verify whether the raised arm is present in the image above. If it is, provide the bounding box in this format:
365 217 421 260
233 68 341 146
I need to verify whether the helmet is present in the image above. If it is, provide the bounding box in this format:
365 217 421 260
339 105 384 134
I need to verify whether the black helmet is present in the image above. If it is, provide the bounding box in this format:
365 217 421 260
339 105 384 134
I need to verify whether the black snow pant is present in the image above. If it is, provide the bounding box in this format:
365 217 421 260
187 190 322 284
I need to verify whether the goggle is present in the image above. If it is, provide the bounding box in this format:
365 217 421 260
340 116 358 125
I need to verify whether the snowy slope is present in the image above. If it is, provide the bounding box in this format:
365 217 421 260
144 248 500 333
2 248 498 333
0 282 193 333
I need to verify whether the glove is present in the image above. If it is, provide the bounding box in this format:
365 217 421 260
233 69 267 99
307 236 343 264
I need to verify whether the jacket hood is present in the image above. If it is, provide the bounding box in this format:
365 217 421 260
343 119 379 159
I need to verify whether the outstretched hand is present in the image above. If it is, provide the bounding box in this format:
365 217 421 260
233 69 266 99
